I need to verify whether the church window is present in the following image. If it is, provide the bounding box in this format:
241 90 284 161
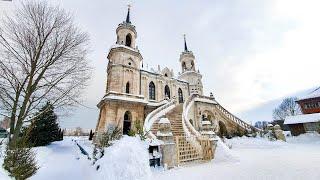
164 73 168 77
125 82 130 93
165 85 170 99
149 82 156 100
182 62 186 71
178 88 183 103
126 34 132 47
128 62 131 66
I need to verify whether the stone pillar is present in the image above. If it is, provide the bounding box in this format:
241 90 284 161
156 118 177 168
200 120 218 160
274 124 286 141
200 120 217 139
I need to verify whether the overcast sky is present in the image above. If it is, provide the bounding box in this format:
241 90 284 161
1 0 320 128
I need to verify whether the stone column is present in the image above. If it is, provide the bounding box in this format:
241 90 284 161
200 120 218 160
274 124 286 141
156 118 177 168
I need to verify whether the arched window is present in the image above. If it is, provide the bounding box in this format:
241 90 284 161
123 111 132 135
182 62 186 71
178 88 183 103
125 82 130 94
164 85 170 99
149 81 156 100
125 34 132 47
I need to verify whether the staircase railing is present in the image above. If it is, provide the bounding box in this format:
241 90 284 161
182 94 203 153
144 99 176 139
193 94 259 131
215 102 259 131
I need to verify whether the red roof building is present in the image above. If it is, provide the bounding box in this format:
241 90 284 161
284 87 320 136
296 87 320 114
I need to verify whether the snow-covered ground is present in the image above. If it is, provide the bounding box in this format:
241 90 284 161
154 133 320 180
0 136 151 180
0 133 319 180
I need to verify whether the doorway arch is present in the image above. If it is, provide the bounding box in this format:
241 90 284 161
164 85 170 99
218 121 228 137
178 88 183 103
123 111 132 135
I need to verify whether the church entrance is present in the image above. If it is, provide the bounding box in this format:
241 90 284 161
123 111 132 135
165 85 170 99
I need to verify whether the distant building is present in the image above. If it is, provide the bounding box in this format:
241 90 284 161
284 87 320 136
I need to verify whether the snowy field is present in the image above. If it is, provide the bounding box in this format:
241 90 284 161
0 134 319 180
154 133 320 180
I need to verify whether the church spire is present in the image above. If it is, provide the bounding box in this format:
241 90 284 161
126 5 131 24
183 34 188 52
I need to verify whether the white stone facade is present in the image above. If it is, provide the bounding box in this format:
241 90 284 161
95 9 204 135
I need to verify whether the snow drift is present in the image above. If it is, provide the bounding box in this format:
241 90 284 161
96 136 151 180
213 138 239 163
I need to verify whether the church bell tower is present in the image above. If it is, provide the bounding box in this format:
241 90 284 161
105 5 143 95
178 35 203 95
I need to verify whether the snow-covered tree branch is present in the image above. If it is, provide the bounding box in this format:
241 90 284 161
0 1 91 143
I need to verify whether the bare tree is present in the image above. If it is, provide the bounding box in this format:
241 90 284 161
272 97 301 121
0 1 91 143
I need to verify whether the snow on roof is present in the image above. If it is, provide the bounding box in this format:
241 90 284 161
103 94 147 104
110 44 139 52
140 68 189 84
284 113 320 125
299 87 320 101
158 118 170 124
146 100 168 107
194 97 217 104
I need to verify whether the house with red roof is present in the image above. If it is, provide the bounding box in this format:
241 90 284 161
284 87 320 136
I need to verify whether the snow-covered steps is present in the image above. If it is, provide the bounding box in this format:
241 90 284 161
165 104 184 137
151 104 184 137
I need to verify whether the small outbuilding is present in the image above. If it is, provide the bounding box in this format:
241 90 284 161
284 113 320 136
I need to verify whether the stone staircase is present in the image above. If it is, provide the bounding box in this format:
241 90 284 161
176 136 202 164
151 104 203 164
151 104 184 136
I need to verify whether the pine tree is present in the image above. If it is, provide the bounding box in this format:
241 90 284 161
27 102 61 147
3 138 38 179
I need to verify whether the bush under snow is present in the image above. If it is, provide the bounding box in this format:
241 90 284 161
95 136 151 180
